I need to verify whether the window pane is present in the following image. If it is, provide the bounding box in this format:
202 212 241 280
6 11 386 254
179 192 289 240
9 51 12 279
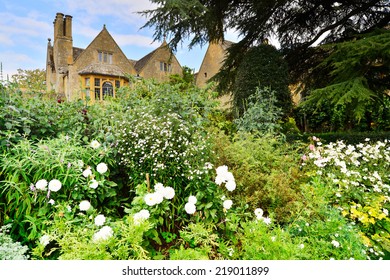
108 54 112 64
95 88 101 100
94 78 100 87
85 78 90 87
86 89 90 98
102 82 113 99
115 80 120 88
104 53 107 62
98 51 102 62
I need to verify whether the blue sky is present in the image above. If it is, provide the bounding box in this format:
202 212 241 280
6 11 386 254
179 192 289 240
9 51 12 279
0 0 240 79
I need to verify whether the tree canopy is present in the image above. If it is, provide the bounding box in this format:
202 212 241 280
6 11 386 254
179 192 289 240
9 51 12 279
11 69 46 92
233 44 291 117
142 0 389 91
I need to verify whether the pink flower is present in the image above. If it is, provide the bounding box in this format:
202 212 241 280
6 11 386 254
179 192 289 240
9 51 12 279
309 144 315 151
301 155 307 161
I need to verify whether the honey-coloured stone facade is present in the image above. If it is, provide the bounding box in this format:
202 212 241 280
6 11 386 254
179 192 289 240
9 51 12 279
46 13 182 101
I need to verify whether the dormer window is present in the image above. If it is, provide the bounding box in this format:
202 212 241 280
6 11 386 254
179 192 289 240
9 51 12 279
98 51 112 64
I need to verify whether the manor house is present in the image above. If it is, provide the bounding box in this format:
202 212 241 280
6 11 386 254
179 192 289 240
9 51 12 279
46 13 182 101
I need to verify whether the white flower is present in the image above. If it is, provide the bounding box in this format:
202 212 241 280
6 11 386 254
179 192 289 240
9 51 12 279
225 179 236 191
96 162 108 174
79 200 91 211
94 214 106 226
144 192 163 206
262 217 272 225
271 236 276 242
336 192 342 198
92 226 113 242
163 186 175 200
48 199 55 205
144 193 156 206
188 195 197 204
89 179 99 189
82 167 92 178
223 199 233 210
383 208 388 216
36 179 48 191
48 179 62 192
216 165 229 175
39 235 50 246
215 176 224 185
66 205 72 212
154 183 164 193
204 162 213 169
331 240 340 248
133 209 150 225
185 202 196 214
299 244 305 249
90 140 101 149
254 208 264 219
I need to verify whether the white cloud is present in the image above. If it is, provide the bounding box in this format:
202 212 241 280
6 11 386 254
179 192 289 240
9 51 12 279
0 51 38 77
0 12 51 38
0 34 13 46
63 0 157 25
114 33 159 48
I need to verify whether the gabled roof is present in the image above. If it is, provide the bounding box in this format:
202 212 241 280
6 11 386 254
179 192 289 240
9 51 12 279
134 41 172 73
134 49 157 73
78 63 126 77
73 47 84 61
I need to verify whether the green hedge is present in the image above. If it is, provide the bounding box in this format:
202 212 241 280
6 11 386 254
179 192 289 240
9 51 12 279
286 131 390 144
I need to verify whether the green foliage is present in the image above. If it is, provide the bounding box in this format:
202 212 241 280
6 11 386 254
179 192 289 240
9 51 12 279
302 138 390 259
0 224 29 260
0 135 118 247
234 87 283 135
143 1 388 96
233 44 291 117
211 132 303 223
32 203 151 260
11 68 46 92
287 131 390 144
300 30 390 131
116 107 210 188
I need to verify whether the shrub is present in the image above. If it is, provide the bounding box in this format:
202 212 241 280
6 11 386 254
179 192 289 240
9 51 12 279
302 137 390 259
32 203 151 260
234 87 283 135
211 131 304 223
0 224 29 260
116 107 211 188
0 135 118 247
233 44 292 117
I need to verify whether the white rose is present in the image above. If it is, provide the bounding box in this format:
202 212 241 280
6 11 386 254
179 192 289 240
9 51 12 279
79 200 91 211
223 199 233 210
94 214 106 226
48 179 62 192
89 179 99 189
96 163 108 174
185 202 196 214
36 179 48 191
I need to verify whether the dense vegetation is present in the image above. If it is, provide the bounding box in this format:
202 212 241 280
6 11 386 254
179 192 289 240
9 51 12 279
0 79 389 260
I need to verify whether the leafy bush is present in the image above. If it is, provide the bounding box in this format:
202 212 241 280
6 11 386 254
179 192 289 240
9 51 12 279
234 87 283 135
0 224 29 260
302 137 390 259
32 203 150 260
116 107 210 188
0 135 118 247
233 44 292 117
211 132 304 223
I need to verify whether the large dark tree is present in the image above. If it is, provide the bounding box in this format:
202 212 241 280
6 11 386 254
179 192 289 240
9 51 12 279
142 0 389 91
233 44 291 117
